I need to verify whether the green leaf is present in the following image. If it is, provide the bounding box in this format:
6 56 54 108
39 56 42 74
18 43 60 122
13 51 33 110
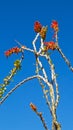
11 68 17 75
14 60 21 68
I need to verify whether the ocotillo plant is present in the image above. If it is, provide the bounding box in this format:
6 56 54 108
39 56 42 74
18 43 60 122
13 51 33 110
0 20 73 130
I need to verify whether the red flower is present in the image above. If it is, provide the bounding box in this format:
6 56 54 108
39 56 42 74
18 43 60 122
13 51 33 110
34 21 42 33
44 41 57 50
5 50 11 57
12 47 21 53
30 103 37 112
5 47 21 57
51 20 59 32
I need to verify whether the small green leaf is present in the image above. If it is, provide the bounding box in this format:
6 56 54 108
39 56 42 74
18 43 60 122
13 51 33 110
11 68 17 75
14 60 21 68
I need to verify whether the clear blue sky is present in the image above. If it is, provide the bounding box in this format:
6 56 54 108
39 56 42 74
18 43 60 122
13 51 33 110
0 0 73 130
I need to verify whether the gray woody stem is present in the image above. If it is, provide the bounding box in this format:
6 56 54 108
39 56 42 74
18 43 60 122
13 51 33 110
0 75 52 105
57 46 73 72
36 111 49 130
32 34 51 110
44 53 60 108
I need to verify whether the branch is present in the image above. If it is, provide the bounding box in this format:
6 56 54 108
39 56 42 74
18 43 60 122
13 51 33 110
30 103 49 130
38 38 44 54
32 36 51 110
32 33 52 110
37 58 48 80
15 39 35 53
32 33 40 52
32 33 48 80
39 79 52 112
44 53 60 108
57 46 73 72
36 112 49 130
0 75 52 105
15 39 48 57
35 56 51 110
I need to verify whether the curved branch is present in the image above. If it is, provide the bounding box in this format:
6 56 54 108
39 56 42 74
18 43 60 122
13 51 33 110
0 75 52 105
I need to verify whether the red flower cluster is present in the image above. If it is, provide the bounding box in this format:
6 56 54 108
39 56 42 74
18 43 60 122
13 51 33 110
34 21 48 40
5 47 21 57
30 103 37 112
34 21 42 33
51 20 59 32
44 41 57 50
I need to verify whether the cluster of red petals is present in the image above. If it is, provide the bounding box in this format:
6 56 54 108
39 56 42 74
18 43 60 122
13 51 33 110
51 20 59 32
44 41 57 50
30 103 37 112
5 47 21 57
34 21 42 33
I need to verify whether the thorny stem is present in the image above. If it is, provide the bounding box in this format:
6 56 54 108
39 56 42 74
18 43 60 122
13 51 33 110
35 56 51 112
55 29 73 72
52 120 61 130
36 61 52 113
41 53 61 129
37 58 48 80
32 33 61 129
57 46 73 72
32 34 51 111
32 34 49 81
35 57 52 114
39 79 52 112
30 103 49 130
36 111 49 130
44 53 60 108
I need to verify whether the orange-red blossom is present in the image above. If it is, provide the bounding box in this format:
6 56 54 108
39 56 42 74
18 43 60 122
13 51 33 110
34 21 42 33
44 41 57 50
5 47 21 57
34 21 48 40
30 103 37 112
51 20 59 32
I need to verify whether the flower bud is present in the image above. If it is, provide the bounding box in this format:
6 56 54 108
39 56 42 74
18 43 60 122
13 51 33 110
34 21 42 33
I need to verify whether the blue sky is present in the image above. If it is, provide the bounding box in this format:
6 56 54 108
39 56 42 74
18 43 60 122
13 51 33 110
0 0 73 130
